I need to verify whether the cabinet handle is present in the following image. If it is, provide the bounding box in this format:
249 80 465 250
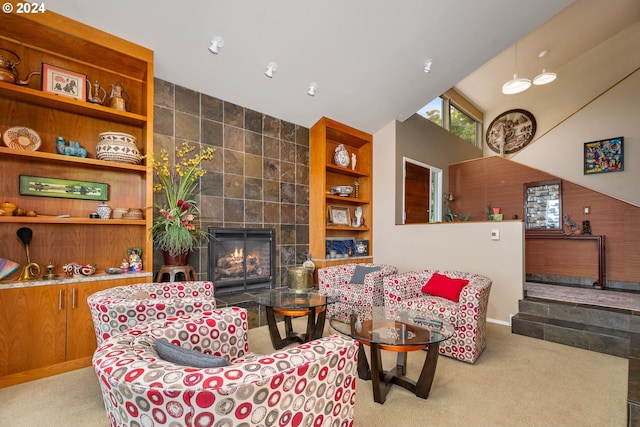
72 288 77 309
58 289 63 311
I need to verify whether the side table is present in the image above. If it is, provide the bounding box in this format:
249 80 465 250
155 265 197 282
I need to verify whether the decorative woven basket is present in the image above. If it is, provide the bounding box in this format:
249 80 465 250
96 132 141 164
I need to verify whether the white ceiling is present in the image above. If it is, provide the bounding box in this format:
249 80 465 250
49 0 637 134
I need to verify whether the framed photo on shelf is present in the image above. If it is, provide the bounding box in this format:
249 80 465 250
354 240 369 256
328 205 350 225
584 136 623 175
42 63 87 101
19 175 108 201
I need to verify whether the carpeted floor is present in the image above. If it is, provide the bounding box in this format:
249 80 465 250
0 321 628 427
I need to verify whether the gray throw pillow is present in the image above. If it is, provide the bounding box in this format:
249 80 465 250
155 339 231 368
349 266 381 284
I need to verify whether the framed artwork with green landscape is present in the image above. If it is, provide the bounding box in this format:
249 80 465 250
19 175 109 200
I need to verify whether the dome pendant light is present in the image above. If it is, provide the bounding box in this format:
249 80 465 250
502 42 531 95
533 49 557 85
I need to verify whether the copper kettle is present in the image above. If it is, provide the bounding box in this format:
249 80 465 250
0 48 40 86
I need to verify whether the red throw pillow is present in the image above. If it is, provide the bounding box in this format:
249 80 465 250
420 272 469 302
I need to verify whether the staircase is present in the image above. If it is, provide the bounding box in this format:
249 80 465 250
511 288 634 358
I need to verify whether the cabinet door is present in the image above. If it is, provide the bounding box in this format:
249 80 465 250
0 285 66 376
66 277 151 360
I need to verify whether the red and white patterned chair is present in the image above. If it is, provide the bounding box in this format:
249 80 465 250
87 281 216 346
383 270 492 364
93 309 359 427
317 263 398 323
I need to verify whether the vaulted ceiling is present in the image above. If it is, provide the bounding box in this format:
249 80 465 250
50 1 638 134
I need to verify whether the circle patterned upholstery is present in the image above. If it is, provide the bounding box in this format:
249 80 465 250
92 309 359 427
87 281 216 346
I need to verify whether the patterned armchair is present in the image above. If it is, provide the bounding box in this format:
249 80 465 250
317 263 398 322
384 270 492 364
93 309 359 427
87 281 216 345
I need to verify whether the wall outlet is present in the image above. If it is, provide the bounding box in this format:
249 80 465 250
583 206 591 214
491 229 500 240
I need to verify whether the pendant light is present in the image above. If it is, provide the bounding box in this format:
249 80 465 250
502 42 531 95
533 49 557 85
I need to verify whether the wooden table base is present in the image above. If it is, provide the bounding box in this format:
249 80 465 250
357 341 442 404
266 306 327 350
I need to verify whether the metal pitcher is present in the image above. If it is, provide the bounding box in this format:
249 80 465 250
109 82 129 111
0 48 40 85
87 80 106 105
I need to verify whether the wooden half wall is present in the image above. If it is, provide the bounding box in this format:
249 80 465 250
449 156 640 286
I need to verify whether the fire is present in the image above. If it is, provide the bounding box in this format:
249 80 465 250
233 247 243 258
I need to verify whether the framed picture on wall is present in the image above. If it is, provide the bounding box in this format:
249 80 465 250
584 136 624 174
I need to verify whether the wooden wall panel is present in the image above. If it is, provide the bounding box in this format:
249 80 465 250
450 156 640 284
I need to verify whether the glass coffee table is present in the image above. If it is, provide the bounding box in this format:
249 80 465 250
330 307 455 404
255 289 336 350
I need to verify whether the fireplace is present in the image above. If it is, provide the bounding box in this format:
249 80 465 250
208 227 276 295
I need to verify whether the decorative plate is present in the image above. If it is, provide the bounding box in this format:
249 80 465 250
0 258 20 280
485 109 536 155
2 126 42 151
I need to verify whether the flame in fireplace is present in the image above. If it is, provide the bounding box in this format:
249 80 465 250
234 247 243 258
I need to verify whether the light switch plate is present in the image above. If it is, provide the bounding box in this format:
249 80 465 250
491 229 500 240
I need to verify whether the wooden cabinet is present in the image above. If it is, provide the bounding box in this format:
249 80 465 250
0 9 154 387
0 9 154 274
310 117 374 270
0 276 149 387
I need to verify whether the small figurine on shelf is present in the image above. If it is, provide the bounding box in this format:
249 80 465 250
353 181 359 199
56 136 88 158
120 258 129 272
351 153 357 170
128 248 143 272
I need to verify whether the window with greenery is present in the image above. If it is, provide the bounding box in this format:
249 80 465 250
417 92 482 147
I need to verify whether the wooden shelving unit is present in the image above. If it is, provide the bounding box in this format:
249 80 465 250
0 7 154 387
310 117 374 270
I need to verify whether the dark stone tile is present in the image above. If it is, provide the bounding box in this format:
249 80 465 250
223 199 244 223
511 314 545 339
296 225 309 245
296 184 309 206
245 109 262 133
264 158 280 181
585 332 628 357
280 161 295 183
296 246 311 265
296 125 309 147
548 304 586 324
264 202 280 223
201 171 223 197
632 331 640 356
630 355 640 402
280 224 295 244
245 154 263 178
175 85 199 115
244 200 263 223
200 195 223 222
280 245 296 266
544 324 589 350
296 205 309 229
518 299 549 316
280 183 295 204
281 140 296 163
585 308 630 330
224 101 243 128
631 315 640 334
223 125 244 151
175 111 200 141
296 143 309 166
201 93 223 122
263 115 280 138
264 136 280 159
202 118 223 148
547 317 586 331
223 174 244 198
152 133 173 156
245 177 263 200
280 203 295 225
296 164 309 185
629 401 640 427
264 180 280 202
154 78 174 109
224 149 244 175
245 131 263 156
281 121 296 142
154 105 174 136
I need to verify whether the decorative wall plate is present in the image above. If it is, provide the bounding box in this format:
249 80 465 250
2 126 41 151
485 109 536 155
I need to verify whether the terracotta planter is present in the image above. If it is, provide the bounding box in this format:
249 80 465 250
162 251 189 266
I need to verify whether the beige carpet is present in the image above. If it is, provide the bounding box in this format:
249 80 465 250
0 321 628 427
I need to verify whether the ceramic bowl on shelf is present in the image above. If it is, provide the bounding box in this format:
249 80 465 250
330 185 353 197
96 131 141 165
2 126 41 151
105 267 123 274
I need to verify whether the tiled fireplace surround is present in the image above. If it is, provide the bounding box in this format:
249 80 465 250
152 78 309 325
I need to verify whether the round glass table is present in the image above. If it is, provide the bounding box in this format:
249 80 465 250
330 307 455 404
255 289 336 349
